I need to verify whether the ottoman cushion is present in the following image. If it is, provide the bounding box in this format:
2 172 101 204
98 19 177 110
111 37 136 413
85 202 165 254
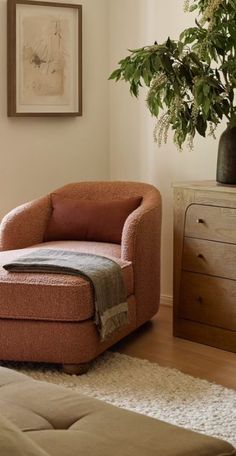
0 366 235 456
0 241 133 322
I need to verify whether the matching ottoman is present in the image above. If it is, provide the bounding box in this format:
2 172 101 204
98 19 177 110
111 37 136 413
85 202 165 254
0 366 235 456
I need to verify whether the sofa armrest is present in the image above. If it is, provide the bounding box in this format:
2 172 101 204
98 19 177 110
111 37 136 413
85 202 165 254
0 196 51 251
121 196 162 326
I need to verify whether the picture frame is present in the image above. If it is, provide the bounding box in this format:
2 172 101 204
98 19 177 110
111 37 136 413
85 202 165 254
7 0 82 116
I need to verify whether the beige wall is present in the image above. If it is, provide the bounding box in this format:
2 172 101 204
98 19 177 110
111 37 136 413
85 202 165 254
109 0 224 300
0 0 225 300
0 0 109 219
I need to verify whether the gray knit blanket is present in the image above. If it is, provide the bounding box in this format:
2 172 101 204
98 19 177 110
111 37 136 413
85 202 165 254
3 249 129 341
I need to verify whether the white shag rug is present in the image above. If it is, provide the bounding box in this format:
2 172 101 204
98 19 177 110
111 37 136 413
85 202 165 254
3 352 236 447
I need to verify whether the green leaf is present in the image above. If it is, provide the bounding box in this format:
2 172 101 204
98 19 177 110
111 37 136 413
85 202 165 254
133 67 142 84
189 4 198 12
178 41 184 55
142 67 151 86
196 115 207 137
109 69 122 81
118 56 130 66
179 65 193 85
189 52 201 66
228 0 236 8
128 47 145 53
130 81 139 97
229 89 234 103
161 54 173 73
165 37 176 52
228 23 236 42
166 37 172 49
147 94 160 116
203 98 211 117
203 84 210 96
151 54 162 72
213 103 223 119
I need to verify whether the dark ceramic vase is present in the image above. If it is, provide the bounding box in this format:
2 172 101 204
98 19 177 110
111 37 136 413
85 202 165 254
217 126 236 184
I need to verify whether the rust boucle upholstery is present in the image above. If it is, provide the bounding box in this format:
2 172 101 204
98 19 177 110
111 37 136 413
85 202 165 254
0 182 161 366
0 244 133 322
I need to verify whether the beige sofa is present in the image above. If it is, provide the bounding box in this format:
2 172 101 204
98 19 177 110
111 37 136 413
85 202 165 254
0 366 235 456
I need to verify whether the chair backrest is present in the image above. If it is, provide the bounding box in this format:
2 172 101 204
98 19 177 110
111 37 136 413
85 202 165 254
52 181 160 206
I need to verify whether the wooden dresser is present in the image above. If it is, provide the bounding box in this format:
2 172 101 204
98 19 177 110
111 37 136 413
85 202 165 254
173 180 236 352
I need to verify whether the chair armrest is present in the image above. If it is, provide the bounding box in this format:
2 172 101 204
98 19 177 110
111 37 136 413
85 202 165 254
0 196 51 251
121 195 162 326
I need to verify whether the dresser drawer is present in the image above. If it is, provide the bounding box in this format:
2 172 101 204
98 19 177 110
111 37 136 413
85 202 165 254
183 237 236 280
179 271 236 331
185 204 236 243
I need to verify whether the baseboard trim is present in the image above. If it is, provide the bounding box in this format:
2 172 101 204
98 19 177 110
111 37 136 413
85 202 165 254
160 294 173 307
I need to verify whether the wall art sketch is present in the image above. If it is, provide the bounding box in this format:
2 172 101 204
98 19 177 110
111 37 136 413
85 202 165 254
7 0 82 116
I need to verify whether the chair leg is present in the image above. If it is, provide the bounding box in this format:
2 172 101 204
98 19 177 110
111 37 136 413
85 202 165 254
62 363 90 375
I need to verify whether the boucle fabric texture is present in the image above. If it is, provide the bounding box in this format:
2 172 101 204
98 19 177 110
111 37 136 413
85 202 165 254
0 242 133 322
3 248 129 341
0 182 161 326
0 297 136 364
0 181 161 365
0 362 235 456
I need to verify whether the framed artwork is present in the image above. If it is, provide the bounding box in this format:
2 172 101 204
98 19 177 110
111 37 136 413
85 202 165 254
7 0 82 116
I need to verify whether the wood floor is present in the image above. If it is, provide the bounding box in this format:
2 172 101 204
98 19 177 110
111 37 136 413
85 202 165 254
114 305 236 390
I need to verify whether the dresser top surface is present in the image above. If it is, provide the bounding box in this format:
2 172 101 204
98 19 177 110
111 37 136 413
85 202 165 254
172 180 236 193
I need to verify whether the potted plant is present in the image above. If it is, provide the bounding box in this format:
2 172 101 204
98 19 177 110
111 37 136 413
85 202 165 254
109 0 236 184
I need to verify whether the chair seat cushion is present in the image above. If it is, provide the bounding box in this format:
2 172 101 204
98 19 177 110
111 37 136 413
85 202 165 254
0 241 133 322
0 367 235 456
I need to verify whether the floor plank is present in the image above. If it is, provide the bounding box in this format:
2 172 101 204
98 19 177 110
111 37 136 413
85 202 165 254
114 305 236 390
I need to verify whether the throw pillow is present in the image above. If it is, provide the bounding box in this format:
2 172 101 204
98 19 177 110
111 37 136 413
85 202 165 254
44 193 142 244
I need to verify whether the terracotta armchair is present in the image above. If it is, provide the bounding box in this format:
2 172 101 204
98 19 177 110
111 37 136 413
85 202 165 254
0 182 162 373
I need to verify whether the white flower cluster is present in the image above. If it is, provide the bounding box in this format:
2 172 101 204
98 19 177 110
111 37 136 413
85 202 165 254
198 39 208 60
153 112 171 146
187 133 194 151
170 95 183 116
208 121 217 139
200 0 223 28
150 73 168 92
191 99 199 124
147 73 168 112
184 0 223 29
183 0 190 13
148 74 170 146
153 96 186 148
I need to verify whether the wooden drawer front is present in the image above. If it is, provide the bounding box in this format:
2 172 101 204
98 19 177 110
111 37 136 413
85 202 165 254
183 237 236 280
179 272 236 331
185 204 236 243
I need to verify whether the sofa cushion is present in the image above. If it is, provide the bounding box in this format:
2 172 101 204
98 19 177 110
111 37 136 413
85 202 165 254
44 193 142 244
0 241 133 322
0 367 235 456
0 414 49 456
